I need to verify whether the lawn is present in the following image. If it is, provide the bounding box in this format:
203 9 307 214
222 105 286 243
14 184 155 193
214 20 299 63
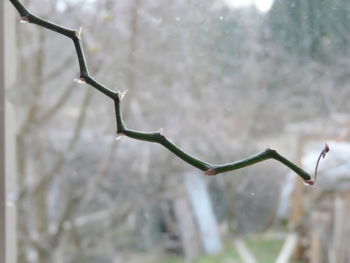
160 236 304 263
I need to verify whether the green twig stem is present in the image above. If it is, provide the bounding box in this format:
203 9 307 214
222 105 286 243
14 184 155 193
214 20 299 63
9 0 312 181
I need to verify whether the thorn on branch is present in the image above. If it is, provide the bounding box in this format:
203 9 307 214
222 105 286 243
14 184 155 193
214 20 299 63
20 15 30 23
74 76 87 84
117 90 128 100
115 132 124 142
159 128 164 136
204 168 217 176
75 26 83 39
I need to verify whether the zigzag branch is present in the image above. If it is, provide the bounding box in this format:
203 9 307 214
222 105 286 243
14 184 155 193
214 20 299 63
9 0 312 182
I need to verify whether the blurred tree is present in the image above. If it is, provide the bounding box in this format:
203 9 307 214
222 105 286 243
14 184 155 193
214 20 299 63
269 0 350 61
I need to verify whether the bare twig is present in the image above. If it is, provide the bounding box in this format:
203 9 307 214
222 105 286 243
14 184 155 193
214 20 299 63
314 143 330 183
9 0 313 181
303 143 330 186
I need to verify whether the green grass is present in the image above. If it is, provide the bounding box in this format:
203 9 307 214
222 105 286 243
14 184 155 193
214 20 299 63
246 237 283 262
160 237 304 263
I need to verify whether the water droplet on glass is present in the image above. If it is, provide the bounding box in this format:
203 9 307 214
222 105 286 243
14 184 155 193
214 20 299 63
303 180 315 186
159 128 164 136
175 17 181 22
20 16 29 24
27 248 38 262
251 192 255 196
219 16 224 20
6 191 18 202
48 224 58 235
30 231 39 241
74 77 86 84
63 221 71 229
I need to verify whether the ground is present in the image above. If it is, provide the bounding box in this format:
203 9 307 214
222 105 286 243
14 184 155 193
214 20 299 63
159 235 304 263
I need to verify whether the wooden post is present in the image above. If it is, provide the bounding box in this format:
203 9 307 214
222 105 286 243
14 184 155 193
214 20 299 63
310 228 321 263
184 172 222 255
329 195 346 263
174 191 201 261
291 136 305 259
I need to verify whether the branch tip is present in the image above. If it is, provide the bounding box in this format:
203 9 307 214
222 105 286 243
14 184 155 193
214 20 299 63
204 168 217 176
73 76 87 84
323 142 330 156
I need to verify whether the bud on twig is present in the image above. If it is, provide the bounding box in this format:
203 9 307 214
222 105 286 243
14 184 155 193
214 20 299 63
204 168 217 176
20 15 30 23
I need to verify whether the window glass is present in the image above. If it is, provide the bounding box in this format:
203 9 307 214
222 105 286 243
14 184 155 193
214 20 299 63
11 0 350 262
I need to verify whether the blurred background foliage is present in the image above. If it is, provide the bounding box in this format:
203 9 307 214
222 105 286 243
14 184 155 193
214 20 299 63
11 0 350 262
